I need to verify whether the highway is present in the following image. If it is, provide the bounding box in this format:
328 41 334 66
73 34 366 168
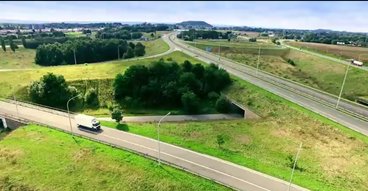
0 100 308 191
162 33 368 136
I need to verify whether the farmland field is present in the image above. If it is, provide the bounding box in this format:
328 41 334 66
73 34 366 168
0 125 228 191
286 41 368 63
102 76 368 191
0 47 38 69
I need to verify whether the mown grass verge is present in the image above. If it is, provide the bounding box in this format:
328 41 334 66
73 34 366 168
0 124 229 191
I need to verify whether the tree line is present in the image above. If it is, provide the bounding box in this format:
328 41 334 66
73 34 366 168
113 59 232 113
35 39 145 66
0 37 18 52
177 29 232 41
96 28 143 40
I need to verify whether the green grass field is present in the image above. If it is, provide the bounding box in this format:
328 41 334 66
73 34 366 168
141 38 170 56
65 31 86 38
0 125 228 191
101 76 368 191
186 39 368 101
0 48 38 69
0 38 168 71
0 51 201 99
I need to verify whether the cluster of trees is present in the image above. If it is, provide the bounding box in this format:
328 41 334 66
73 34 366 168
113 59 232 113
117 23 169 33
22 37 69 49
28 73 78 108
177 29 232 41
301 32 368 46
96 27 143 40
35 39 145 66
0 37 18 52
28 73 104 110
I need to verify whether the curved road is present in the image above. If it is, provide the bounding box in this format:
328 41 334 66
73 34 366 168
0 100 308 191
163 33 368 136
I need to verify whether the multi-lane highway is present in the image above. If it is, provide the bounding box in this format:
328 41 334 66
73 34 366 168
162 33 368 136
0 100 308 191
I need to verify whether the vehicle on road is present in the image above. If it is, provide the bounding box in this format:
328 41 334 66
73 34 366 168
75 114 101 131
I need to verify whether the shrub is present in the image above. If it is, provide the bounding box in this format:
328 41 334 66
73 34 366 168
84 88 99 108
215 96 232 113
216 135 225 148
111 106 123 123
181 91 200 114
287 59 296 66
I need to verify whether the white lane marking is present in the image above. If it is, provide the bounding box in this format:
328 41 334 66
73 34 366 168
102 134 272 191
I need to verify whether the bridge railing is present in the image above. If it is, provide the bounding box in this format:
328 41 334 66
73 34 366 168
0 98 78 118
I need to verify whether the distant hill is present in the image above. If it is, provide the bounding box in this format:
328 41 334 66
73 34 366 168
177 21 213 28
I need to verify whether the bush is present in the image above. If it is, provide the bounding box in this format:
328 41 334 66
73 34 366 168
216 134 225 148
249 38 257 42
111 106 123 123
215 96 232 113
287 59 296 66
181 91 200 114
84 88 99 108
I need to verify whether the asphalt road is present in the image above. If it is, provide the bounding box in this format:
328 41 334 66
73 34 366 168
162 33 368 136
98 113 243 123
0 100 308 191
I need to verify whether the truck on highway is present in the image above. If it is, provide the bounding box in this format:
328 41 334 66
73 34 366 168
75 114 101 131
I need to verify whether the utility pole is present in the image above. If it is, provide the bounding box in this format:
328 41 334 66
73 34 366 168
256 46 261 76
67 94 80 137
73 49 77 65
218 44 221 61
288 142 303 191
157 112 171 165
336 64 350 109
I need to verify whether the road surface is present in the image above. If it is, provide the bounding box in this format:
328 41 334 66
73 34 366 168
162 33 368 136
0 100 308 191
99 114 243 123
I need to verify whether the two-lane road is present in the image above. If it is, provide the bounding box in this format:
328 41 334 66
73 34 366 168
0 100 308 191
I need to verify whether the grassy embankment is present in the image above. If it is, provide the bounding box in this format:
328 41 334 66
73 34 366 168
186 39 368 101
0 125 228 191
102 76 368 191
0 51 212 116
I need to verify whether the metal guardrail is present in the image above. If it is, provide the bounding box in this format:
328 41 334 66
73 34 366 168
173 36 368 122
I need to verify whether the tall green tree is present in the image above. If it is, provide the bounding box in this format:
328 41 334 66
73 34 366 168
134 42 145 56
9 39 18 52
21 36 27 48
28 73 77 108
0 38 5 52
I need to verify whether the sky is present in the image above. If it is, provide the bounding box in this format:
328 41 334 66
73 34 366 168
1 1 368 32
